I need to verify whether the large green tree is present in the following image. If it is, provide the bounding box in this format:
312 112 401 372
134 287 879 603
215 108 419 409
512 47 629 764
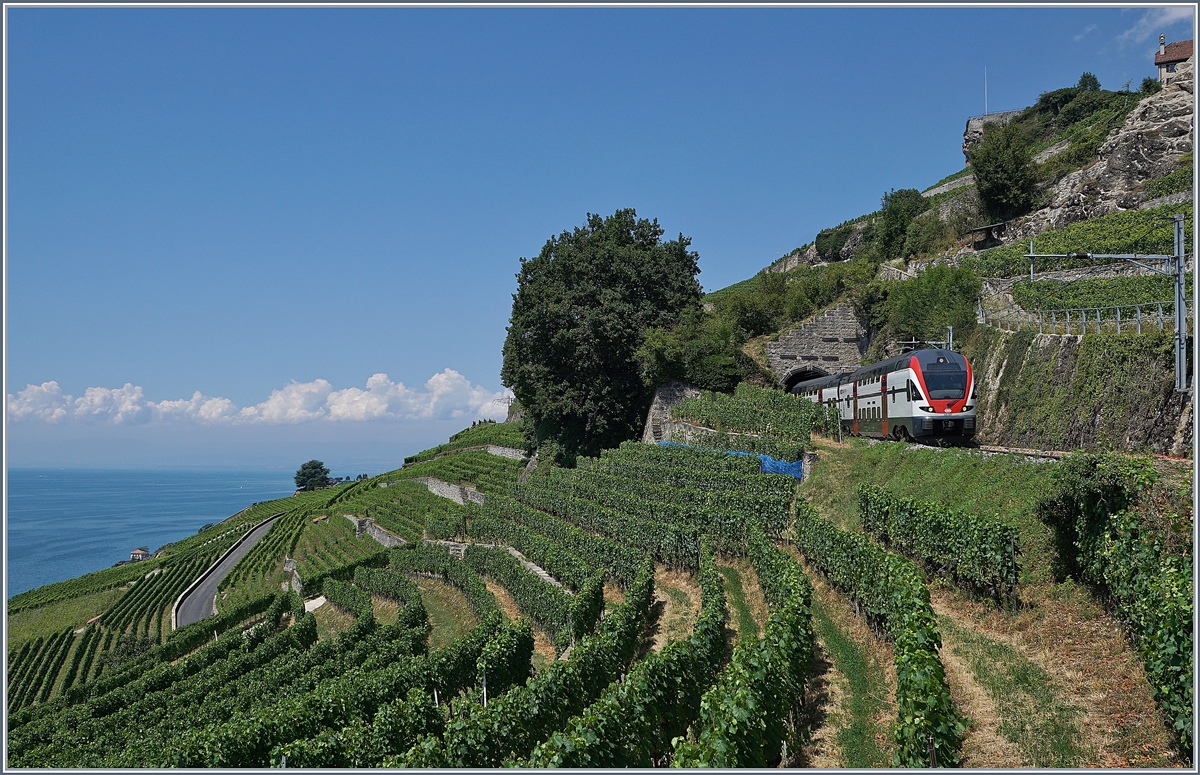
294 460 331 491
969 120 1037 222
501 209 702 465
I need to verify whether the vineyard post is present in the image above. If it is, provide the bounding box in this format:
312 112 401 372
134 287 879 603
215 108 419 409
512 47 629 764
482 670 487 707
927 734 938 767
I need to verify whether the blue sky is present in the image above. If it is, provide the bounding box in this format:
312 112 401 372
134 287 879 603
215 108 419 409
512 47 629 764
5 5 1194 471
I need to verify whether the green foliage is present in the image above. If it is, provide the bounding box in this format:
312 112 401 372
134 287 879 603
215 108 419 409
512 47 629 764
1141 77 1163 95
528 543 726 767
647 259 880 392
671 533 814 767
878 188 928 260
322 579 375 620
463 544 580 650
1076 72 1100 91
563 459 793 545
1035 453 1192 754
793 501 966 767
389 544 499 619
815 221 857 261
477 494 644 587
903 211 951 258
671 382 822 454
969 120 1037 221
404 422 527 464
513 477 700 571
466 512 594 590
869 263 982 343
500 208 703 465
353 566 430 632
964 202 1193 278
295 460 331 491
963 327 1186 455
1011 274 1191 312
399 560 655 767
858 484 1020 600
1143 164 1193 200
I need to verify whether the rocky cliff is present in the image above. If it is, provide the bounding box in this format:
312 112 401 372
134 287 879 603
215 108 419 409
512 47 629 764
1008 59 1192 241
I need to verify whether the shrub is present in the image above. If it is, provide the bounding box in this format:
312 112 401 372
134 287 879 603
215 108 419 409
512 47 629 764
1036 453 1192 756
969 120 1037 221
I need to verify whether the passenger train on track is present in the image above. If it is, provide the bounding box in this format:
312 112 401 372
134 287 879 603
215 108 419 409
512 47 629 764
790 349 976 441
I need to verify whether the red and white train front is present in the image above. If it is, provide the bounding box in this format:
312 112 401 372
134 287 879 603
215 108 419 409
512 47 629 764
791 348 977 441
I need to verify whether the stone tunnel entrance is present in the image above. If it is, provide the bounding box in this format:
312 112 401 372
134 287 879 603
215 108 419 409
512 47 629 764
783 367 829 392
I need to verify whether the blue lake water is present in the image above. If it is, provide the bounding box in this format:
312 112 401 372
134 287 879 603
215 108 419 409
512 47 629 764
6 469 296 598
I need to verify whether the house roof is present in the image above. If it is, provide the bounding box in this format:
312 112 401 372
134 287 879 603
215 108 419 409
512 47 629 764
1156 40 1193 65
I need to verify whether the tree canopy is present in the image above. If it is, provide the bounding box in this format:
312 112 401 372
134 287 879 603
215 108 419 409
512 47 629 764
501 209 702 465
969 120 1037 222
295 460 331 491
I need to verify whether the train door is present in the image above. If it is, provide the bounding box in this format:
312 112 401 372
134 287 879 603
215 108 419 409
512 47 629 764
852 380 859 436
881 373 888 436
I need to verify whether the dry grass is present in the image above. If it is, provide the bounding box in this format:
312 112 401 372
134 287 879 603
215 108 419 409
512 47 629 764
371 595 402 626
412 576 477 650
718 557 770 633
789 549 894 769
483 579 556 671
312 601 355 641
648 566 700 653
935 627 1024 768
930 581 1184 768
602 582 625 612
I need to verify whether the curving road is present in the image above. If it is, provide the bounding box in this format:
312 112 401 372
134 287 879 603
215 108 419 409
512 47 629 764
175 517 279 628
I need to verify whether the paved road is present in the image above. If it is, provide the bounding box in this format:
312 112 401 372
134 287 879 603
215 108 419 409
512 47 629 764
175 517 278 628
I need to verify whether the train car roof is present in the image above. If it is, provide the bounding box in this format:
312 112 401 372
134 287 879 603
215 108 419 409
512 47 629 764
790 349 967 393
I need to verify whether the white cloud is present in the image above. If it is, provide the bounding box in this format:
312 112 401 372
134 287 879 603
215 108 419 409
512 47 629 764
7 381 72 423
325 370 513 422
1117 7 1194 46
238 379 334 424
73 383 153 424
8 370 511 427
1074 24 1097 43
153 391 240 424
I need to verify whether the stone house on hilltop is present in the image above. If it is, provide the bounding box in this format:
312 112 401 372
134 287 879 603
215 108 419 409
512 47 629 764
1156 34 1193 85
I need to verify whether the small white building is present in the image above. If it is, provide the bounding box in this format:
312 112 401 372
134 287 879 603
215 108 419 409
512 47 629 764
1156 34 1193 85
129 548 150 562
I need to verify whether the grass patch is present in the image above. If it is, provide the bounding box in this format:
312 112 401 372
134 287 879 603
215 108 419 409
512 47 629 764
717 564 759 643
810 596 890 768
312 601 355 641
413 576 478 651
802 437 1057 582
371 595 402 626
939 614 1088 767
7 587 125 652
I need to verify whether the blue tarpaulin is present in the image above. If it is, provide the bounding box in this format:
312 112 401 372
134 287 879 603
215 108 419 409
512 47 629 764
657 441 804 479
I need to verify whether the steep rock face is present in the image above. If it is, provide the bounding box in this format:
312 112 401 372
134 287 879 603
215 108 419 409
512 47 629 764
1010 59 1193 241
766 243 820 273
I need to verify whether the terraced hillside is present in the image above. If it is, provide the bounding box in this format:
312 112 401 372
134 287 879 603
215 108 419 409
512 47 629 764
6 396 1192 767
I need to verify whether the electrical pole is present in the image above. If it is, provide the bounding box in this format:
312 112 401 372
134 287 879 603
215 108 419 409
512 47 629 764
1025 214 1190 392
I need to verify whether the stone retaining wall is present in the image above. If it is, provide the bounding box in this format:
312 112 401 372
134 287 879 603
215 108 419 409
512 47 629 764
641 380 702 444
485 445 527 461
413 476 485 505
765 303 868 386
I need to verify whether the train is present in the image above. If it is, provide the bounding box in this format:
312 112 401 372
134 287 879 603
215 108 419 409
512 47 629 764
790 348 976 441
